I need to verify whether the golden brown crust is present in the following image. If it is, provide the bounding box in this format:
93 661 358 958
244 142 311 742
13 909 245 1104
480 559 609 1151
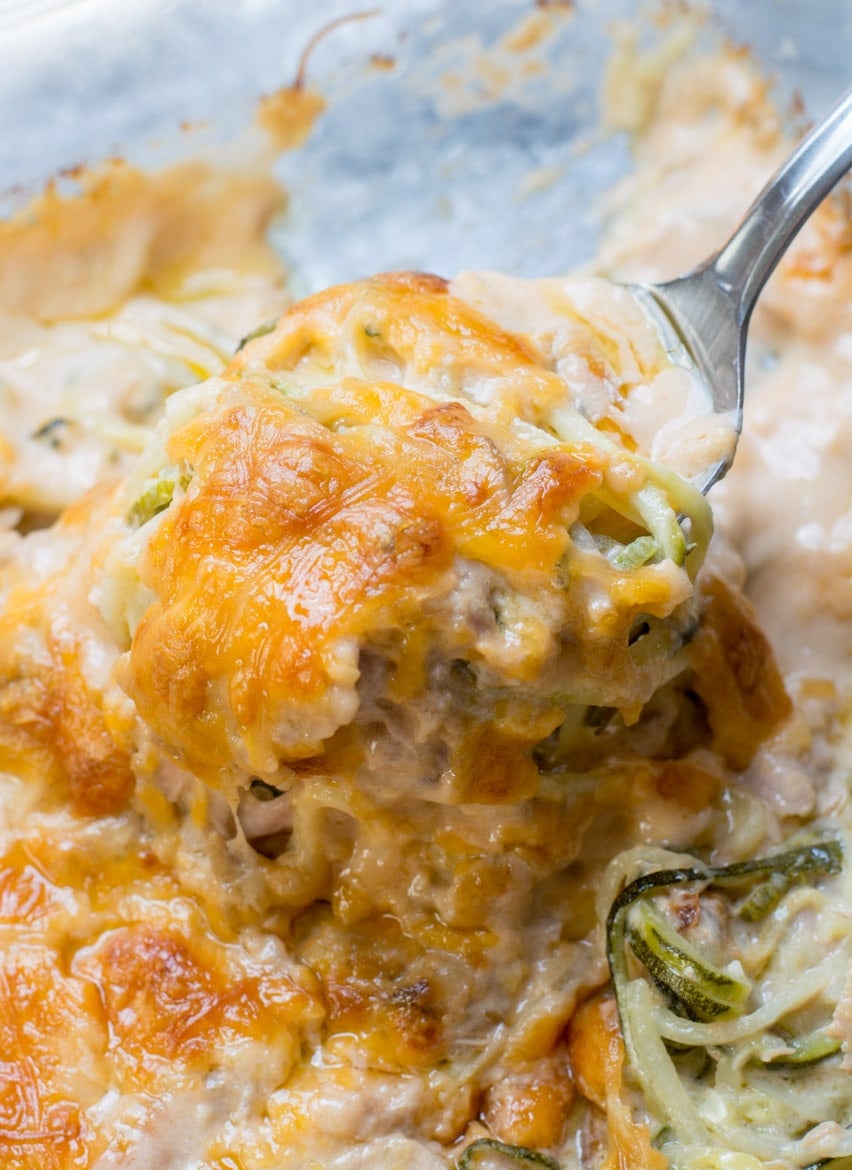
44 642 135 817
0 598 134 819
689 574 792 769
124 276 605 778
0 161 285 321
76 923 321 1091
568 995 667 1170
229 271 546 393
0 946 100 1168
481 1050 575 1151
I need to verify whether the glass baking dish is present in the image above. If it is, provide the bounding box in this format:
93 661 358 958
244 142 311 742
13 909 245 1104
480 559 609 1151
0 0 848 289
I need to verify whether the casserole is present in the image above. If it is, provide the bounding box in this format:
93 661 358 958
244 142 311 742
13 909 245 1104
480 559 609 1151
0 3 849 1168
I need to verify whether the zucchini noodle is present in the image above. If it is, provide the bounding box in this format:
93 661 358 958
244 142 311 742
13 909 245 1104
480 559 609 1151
649 968 833 1048
548 401 712 573
257 325 710 589
92 301 242 378
605 837 852 1167
457 1139 562 1170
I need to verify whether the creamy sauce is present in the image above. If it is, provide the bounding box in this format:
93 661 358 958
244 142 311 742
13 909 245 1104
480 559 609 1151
0 161 289 517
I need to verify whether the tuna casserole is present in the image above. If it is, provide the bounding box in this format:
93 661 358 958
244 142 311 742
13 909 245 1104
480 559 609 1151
0 26 850 1170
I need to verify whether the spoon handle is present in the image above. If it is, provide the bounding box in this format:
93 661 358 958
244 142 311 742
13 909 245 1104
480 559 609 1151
711 87 852 325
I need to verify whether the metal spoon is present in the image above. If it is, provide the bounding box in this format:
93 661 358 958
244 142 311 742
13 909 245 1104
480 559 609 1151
632 87 852 494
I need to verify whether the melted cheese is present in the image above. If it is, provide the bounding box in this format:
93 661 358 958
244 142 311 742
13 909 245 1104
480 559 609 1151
107 269 703 791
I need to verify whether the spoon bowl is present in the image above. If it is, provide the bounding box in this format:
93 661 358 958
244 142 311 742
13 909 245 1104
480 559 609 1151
631 87 852 494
